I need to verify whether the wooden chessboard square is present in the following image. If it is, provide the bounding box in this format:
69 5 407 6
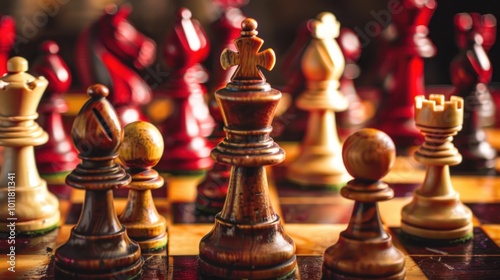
411 255 500 279
140 255 168 280
0 254 53 279
171 202 215 224
280 203 352 224
169 256 198 279
392 227 500 256
466 203 500 224
0 229 58 255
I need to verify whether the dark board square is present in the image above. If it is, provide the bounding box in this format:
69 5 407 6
413 256 500 280
297 256 323 279
141 255 168 280
466 203 500 224
392 227 500 256
281 203 352 224
171 202 215 224
171 256 199 280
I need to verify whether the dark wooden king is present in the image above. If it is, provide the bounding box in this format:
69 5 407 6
198 18 297 279
54 84 142 279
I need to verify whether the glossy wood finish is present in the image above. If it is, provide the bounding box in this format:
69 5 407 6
0 57 60 235
0 15 15 75
286 12 350 188
198 18 297 279
156 7 214 174
118 121 167 252
32 41 79 192
376 0 436 149
401 94 473 241
75 4 156 126
451 13 497 173
323 128 405 279
54 84 142 279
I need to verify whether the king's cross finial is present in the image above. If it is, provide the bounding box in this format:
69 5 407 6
220 18 276 83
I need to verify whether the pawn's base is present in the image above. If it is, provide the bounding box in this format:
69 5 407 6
400 221 474 243
136 232 168 253
198 257 297 280
55 227 142 279
323 233 405 280
0 212 60 237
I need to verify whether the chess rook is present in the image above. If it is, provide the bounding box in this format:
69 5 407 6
118 121 167 252
32 41 79 195
286 12 350 188
323 128 405 279
54 84 142 279
401 94 473 241
199 18 297 279
0 57 60 235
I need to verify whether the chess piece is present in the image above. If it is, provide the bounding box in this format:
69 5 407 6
32 41 79 197
75 4 157 126
337 27 372 134
451 13 496 173
118 121 167 252
54 85 142 279
286 12 350 188
199 18 297 279
0 57 60 235
323 128 405 279
401 95 473 242
195 1 246 214
376 0 437 149
272 18 310 141
156 8 213 174
0 15 15 75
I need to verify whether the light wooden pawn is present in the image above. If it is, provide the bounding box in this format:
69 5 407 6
119 121 167 252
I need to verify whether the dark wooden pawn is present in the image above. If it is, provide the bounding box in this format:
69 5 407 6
54 85 142 279
32 41 79 197
451 13 496 173
198 18 297 279
118 121 167 252
323 128 405 280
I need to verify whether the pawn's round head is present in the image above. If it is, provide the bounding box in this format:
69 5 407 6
119 121 164 170
342 128 395 181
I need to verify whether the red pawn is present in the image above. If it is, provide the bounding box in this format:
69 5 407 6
0 15 15 75
376 0 437 149
195 3 246 214
32 41 79 197
156 8 214 174
75 4 156 126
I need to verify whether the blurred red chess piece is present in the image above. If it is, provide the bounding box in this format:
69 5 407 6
0 15 15 75
376 0 437 150
451 13 497 173
156 8 214 174
32 41 79 198
75 4 156 126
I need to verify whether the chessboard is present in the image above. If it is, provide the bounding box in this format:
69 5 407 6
1 135 500 279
